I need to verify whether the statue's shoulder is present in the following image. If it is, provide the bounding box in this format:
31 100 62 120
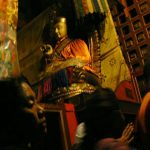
70 38 87 47
72 38 86 43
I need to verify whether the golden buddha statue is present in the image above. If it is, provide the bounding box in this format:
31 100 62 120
39 16 101 110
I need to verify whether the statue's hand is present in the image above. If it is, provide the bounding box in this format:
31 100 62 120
40 44 53 56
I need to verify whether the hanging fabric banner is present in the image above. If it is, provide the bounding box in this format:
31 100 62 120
73 0 104 18
72 0 140 102
0 0 20 78
98 0 139 102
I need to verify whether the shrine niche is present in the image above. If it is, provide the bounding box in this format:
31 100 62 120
18 0 139 102
17 2 105 104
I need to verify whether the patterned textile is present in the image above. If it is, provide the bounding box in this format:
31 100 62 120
99 0 136 102
73 0 104 18
0 0 20 78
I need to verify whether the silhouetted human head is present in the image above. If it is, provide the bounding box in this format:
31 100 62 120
134 58 150 150
79 88 126 150
0 75 47 148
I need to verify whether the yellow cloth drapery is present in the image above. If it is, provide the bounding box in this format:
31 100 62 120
0 0 20 78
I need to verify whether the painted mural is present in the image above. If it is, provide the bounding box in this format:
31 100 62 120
0 0 20 78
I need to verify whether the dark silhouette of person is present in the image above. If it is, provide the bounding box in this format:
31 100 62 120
135 58 150 150
73 87 127 150
0 75 47 150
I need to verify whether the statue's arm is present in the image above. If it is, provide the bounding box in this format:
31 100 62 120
45 57 85 76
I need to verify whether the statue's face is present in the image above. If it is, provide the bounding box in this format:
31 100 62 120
53 18 67 40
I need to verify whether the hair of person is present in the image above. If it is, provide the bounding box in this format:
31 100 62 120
84 88 123 124
85 87 120 110
80 88 125 150
76 87 123 123
0 75 31 112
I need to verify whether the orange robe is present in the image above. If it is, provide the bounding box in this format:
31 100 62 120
38 38 98 103
54 38 95 73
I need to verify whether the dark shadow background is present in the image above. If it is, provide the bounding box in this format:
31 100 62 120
18 0 75 30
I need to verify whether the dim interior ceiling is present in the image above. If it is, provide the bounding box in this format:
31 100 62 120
18 0 64 29
19 0 56 20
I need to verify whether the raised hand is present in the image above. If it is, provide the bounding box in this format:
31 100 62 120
117 122 134 145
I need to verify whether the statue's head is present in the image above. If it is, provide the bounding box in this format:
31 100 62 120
53 16 67 40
